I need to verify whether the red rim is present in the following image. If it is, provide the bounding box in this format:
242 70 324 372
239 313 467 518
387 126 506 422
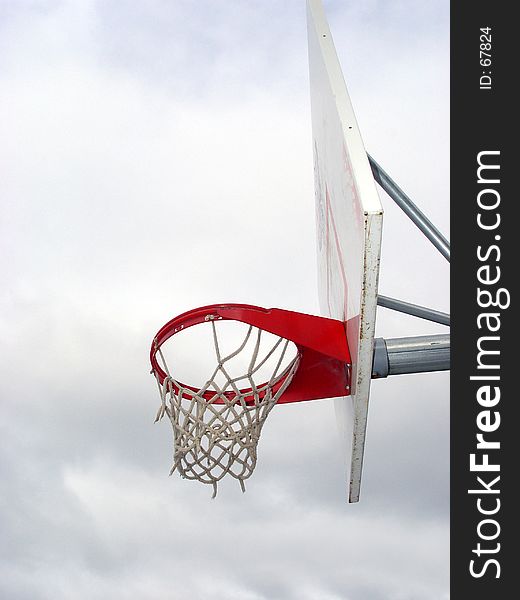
150 303 351 405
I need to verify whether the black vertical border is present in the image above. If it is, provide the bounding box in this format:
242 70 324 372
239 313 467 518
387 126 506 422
451 1 514 597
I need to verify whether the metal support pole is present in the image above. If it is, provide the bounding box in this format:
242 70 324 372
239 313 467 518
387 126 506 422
377 295 450 326
372 334 450 378
368 154 450 262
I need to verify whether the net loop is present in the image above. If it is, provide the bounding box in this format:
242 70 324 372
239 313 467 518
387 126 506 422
153 320 300 496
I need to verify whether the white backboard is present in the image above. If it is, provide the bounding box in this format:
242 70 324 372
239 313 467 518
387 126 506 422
306 0 383 502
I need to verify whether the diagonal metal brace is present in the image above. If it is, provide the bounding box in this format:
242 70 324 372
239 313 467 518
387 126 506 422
368 154 450 262
377 295 450 326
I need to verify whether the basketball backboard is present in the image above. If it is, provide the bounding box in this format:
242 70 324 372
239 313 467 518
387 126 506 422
306 0 384 502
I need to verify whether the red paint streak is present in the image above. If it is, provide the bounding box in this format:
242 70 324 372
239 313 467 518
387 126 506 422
325 184 349 322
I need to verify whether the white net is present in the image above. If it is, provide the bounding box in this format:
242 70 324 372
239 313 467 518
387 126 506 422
153 317 300 497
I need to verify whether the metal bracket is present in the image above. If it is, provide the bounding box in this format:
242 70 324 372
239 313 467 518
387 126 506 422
368 156 450 379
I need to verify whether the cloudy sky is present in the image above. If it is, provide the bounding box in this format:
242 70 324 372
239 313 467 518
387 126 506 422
1 1 449 599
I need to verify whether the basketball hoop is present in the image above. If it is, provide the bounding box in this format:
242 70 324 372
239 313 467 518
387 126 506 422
150 304 350 497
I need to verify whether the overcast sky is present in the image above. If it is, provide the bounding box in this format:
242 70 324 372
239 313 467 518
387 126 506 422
1 1 449 599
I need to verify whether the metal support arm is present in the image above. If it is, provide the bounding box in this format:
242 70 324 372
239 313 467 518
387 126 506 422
372 334 450 378
368 154 450 262
377 295 450 326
